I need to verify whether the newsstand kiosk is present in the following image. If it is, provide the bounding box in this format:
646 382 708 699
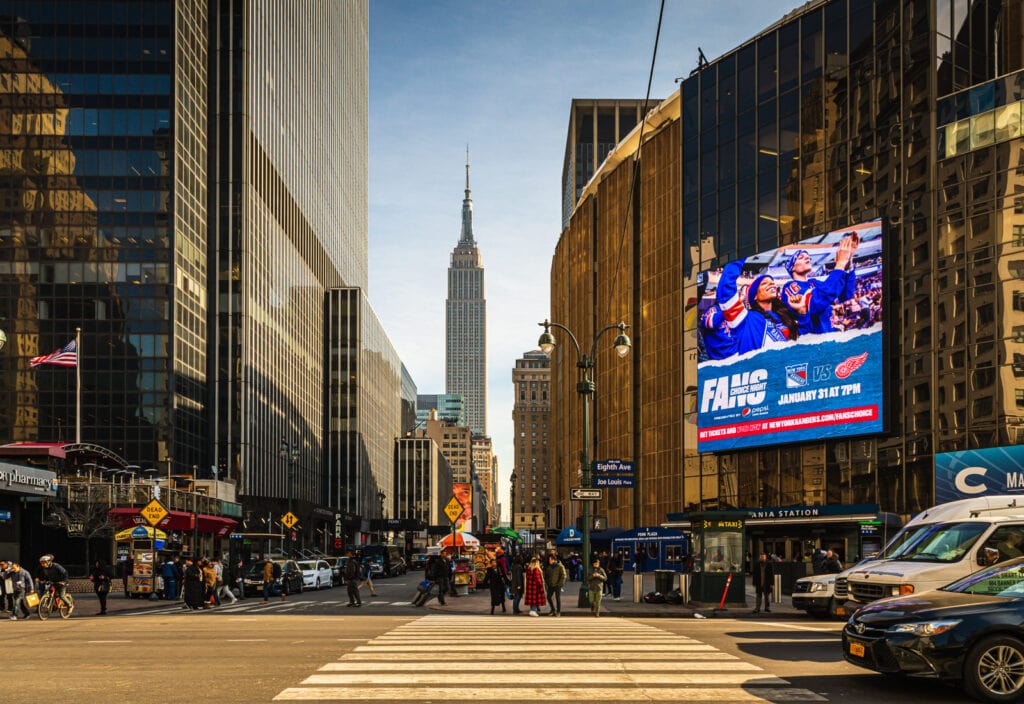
689 511 747 607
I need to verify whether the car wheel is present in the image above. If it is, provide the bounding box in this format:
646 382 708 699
963 635 1024 703
315 579 321 590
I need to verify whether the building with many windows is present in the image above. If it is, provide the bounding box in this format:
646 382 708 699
415 393 466 427
512 350 552 530
394 435 453 539
446 154 487 435
550 0 1024 564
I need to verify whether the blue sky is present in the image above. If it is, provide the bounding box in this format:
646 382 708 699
368 0 799 518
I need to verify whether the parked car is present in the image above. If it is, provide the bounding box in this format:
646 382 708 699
241 559 304 598
842 556 1024 703
296 559 333 590
361 545 407 576
410 553 428 570
322 556 347 586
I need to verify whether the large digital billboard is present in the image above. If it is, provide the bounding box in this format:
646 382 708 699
696 219 884 452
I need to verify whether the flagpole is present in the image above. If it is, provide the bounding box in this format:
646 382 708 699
75 326 81 444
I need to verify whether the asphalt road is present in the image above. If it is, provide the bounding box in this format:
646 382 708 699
5 577 979 703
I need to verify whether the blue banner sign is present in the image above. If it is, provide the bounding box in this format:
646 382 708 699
696 219 885 452
935 446 1024 503
595 475 635 488
0 510 10 521
594 459 634 473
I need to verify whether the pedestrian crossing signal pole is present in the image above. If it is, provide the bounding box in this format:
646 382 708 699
538 319 631 610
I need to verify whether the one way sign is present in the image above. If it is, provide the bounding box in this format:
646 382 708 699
570 487 603 501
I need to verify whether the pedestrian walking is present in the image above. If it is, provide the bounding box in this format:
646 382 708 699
486 560 507 614
752 553 775 613
0 560 12 613
608 550 624 601
182 556 205 610
588 558 607 617
523 556 546 617
160 557 178 601
228 558 246 600
426 554 448 606
357 552 378 596
543 553 566 616
214 557 237 604
634 546 648 574
89 559 114 615
343 551 362 607
119 556 133 596
7 563 33 620
822 549 843 573
509 554 525 614
599 550 612 595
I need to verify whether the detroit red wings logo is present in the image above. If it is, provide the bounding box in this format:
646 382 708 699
835 352 868 379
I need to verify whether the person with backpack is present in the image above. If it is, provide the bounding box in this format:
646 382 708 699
357 551 378 597
343 552 361 607
260 556 281 604
426 554 448 606
608 550 624 601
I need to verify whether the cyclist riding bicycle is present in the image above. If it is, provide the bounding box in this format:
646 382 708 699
37 554 69 602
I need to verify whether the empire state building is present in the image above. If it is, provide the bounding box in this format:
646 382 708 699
446 153 487 435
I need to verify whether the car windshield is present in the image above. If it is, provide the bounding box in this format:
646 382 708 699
296 561 316 570
944 560 1024 596
894 521 988 563
877 524 935 559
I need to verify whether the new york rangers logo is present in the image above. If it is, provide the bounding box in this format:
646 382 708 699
785 363 808 388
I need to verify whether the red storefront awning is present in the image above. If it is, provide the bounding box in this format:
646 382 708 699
108 508 237 538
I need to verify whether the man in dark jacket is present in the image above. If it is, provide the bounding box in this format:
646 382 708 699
426 554 448 606
343 552 361 607
752 553 775 613
8 563 33 620
543 553 567 616
821 550 843 573
228 558 246 600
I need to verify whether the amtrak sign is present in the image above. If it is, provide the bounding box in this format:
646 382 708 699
935 446 1024 503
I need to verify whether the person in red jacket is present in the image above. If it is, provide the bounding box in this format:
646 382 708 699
523 556 546 617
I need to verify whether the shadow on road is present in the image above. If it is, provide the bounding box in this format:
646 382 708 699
762 673 969 704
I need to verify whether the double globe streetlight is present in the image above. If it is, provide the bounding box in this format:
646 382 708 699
537 318 630 607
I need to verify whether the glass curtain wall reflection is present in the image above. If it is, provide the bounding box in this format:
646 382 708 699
0 1 206 470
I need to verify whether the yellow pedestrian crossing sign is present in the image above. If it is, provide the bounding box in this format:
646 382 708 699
281 511 299 529
140 499 168 527
443 496 463 524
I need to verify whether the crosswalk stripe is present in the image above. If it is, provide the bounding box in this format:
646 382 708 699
354 644 719 652
302 673 788 686
274 687 825 701
318 658 753 672
272 614 827 703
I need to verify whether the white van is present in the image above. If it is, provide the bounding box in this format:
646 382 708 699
844 495 1024 604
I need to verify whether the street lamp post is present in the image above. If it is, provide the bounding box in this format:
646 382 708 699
538 318 631 608
279 437 300 555
377 490 387 544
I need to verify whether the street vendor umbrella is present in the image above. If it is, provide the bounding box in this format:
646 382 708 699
490 526 521 542
115 526 168 541
437 532 481 549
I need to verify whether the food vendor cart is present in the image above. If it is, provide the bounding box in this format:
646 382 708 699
115 525 166 598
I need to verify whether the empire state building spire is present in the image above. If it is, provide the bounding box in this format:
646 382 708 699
460 145 475 244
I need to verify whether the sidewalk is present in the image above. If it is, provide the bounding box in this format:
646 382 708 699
427 572 808 619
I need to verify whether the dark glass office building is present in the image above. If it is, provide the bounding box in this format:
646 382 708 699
551 0 1024 562
0 1 207 468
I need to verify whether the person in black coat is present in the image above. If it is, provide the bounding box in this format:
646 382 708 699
486 560 507 614
752 553 775 613
90 559 114 615
181 555 205 610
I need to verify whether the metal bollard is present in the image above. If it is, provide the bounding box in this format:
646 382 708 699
774 573 782 603
679 573 692 604
633 573 643 603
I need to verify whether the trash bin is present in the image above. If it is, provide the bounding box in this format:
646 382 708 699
654 569 674 594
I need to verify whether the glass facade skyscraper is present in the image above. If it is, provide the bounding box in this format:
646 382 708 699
550 0 1024 561
0 1 207 469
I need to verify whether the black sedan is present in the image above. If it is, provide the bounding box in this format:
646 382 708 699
843 557 1024 703
241 560 304 598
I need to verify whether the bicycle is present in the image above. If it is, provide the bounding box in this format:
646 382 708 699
37 583 75 620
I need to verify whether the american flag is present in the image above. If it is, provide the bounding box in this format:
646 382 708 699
30 339 77 368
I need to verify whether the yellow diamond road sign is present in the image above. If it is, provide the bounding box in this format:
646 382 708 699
140 499 168 527
281 511 299 529
443 496 463 524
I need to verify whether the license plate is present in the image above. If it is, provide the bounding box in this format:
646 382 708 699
849 642 865 658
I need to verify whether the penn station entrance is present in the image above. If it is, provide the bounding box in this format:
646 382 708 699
666 504 903 569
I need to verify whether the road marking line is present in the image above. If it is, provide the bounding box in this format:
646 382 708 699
88 640 132 643
302 673 788 686
389 601 412 605
226 639 267 642
353 644 719 652
274 686 826 701
318 659 756 672
755 621 844 633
